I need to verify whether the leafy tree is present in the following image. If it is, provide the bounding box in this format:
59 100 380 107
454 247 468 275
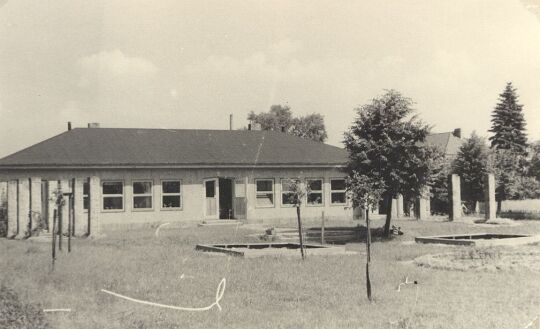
291 114 328 142
452 132 490 209
248 105 328 142
489 149 520 213
488 82 528 155
344 90 443 236
513 176 540 199
528 141 540 181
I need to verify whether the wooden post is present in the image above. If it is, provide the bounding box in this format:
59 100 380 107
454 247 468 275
52 209 57 269
57 181 63 251
296 206 305 260
321 211 325 244
365 208 372 301
68 178 74 252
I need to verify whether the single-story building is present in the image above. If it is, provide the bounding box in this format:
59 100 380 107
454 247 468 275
0 125 352 237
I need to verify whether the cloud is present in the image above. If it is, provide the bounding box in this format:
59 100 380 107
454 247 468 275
78 49 158 87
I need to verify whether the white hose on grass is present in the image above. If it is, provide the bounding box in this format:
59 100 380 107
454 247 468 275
43 309 71 313
101 278 226 312
154 222 171 237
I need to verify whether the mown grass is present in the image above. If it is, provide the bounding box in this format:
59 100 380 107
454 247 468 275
1 219 539 329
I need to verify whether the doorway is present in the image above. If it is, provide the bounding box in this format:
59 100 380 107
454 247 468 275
219 178 234 219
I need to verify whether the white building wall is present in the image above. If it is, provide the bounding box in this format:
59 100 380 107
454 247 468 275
0 167 352 230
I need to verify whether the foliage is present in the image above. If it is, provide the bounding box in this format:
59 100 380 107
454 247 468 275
488 82 528 156
282 179 310 207
346 171 385 211
513 176 540 200
452 132 490 205
488 149 520 204
0 285 50 329
429 156 451 215
344 90 444 235
528 141 540 181
248 105 328 142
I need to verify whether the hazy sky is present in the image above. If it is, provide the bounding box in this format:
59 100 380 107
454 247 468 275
1 0 539 157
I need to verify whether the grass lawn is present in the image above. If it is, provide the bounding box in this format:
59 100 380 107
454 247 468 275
1 218 539 329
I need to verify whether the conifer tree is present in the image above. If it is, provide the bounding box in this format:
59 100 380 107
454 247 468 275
488 82 528 155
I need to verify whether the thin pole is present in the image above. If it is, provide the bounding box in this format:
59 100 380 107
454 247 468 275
58 197 63 251
296 206 305 260
52 209 57 269
366 208 372 301
321 211 325 244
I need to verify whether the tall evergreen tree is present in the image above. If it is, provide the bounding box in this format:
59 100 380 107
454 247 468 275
488 82 528 155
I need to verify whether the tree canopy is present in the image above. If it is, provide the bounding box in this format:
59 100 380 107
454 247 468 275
452 132 490 206
344 90 443 236
488 82 528 155
247 105 328 142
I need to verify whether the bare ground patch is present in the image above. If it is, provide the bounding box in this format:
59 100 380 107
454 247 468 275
414 244 540 272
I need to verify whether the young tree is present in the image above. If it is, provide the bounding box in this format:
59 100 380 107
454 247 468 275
347 171 384 302
488 82 528 155
344 90 443 236
282 178 309 260
248 105 328 142
452 132 490 210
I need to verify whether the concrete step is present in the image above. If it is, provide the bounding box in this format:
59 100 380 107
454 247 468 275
198 220 243 227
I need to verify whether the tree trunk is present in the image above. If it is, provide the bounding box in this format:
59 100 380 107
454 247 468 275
296 206 305 260
365 208 372 301
383 194 393 237
496 199 502 215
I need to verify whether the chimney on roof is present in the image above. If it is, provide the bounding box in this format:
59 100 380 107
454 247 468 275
87 122 100 128
453 128 461 138
67 122 72 131
229 114 233 130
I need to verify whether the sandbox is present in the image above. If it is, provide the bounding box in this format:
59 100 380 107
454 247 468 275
415 233 540 246
195 243 351 258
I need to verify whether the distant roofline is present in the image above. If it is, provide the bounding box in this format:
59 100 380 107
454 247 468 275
0 163 346 170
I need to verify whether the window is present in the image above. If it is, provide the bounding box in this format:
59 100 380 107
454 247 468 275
331 179 347 205
162 180 181 209
281 179 297 206
102 181 123 210
255 179 274 207
133 181 152 209
307 179 323 206
83 182 89 210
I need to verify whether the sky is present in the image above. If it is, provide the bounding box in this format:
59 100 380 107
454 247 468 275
0 0 539 157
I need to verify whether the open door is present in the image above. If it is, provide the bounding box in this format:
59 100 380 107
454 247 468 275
203 178 219 220
233 177 247 219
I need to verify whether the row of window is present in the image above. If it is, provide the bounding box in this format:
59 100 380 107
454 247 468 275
255 178 347 208
82 178 347 211
82 180 182 211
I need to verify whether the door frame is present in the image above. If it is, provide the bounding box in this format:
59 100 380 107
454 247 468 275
203 178 219 220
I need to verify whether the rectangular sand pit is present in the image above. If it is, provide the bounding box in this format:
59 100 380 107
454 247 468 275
415 233 540 246
196 243 350 258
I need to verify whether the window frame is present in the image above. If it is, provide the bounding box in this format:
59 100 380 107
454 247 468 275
83 181 89 212
280 178 298 208
255 178 275 208
132 180 154 211
101 180 125 212
160 179 183 211
306 178 324 207
330 178 347 206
